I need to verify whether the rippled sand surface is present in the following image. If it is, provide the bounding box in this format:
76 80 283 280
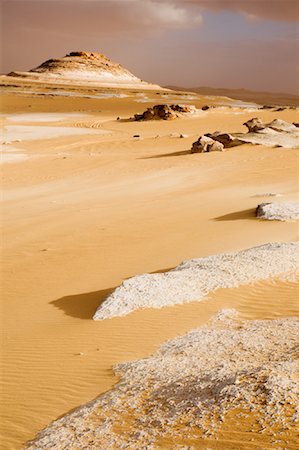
1 89 298 449
26 308 299 450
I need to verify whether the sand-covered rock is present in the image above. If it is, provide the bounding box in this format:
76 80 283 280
134 104 197 121
192 118 299 152
256 202 299 221
93 242 299 320
25 311 299 449
266 118 297 133
239 118 299 148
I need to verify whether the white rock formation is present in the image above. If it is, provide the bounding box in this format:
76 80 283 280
8 51 162 89
93 242 299 320
237 118 299 148
192 118 299 152
256 202 299 221
25 311 299 449
235 130 299 148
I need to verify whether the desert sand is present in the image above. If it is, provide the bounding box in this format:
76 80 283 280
25 310 299 449
1 77 299 449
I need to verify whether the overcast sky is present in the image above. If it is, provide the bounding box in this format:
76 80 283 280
1 0 298 93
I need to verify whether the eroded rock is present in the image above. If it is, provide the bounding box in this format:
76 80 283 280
191 135 224 153
243 117 265 132
93 242 299 320
256 202 299 221
266 119 297 133
206 132 244 148
134 104 196 121
194 118 299 151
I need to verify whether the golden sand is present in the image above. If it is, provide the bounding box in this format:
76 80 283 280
1 90 298 448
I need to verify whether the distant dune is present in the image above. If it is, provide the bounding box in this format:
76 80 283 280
167 85 299 107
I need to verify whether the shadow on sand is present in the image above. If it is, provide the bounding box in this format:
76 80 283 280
50 267 173 320
50 287 116 320
142 149 190 159
116 117 134 123
214 208 256 221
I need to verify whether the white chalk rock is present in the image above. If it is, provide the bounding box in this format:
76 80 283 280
93 242 299 320
256 202 299 221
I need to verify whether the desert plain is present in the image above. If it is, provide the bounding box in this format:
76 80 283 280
1 70 299 449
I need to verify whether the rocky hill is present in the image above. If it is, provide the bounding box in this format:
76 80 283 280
7 51 162 89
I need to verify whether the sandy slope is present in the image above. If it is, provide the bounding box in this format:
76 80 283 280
1 89 299 449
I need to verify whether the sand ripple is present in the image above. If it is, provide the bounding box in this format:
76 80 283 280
26 310 299 449
94 242 299 320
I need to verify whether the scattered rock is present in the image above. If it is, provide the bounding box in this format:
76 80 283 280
179 133 188 138
134 104 196 121
191 117 299 152
252 193 281 198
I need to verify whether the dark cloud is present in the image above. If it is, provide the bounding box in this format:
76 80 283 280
1 0 298 93
174 0 299 22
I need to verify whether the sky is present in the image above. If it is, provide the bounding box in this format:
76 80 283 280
1 0 298 93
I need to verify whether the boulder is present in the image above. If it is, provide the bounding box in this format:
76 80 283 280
243 118 265 132
202 105 210 111
191 136 224 153
191 136 214 153
206 132 243 148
